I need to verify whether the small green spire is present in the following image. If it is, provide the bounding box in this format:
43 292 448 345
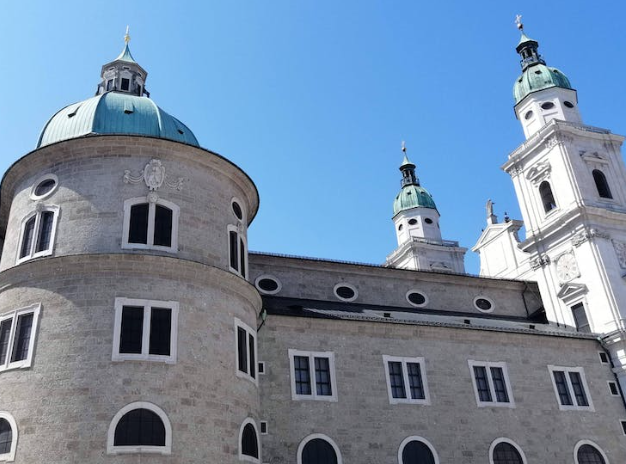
115 26 137 63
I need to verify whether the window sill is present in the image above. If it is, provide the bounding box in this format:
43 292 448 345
236 370 258 386
292 394 338 402
122 243 178 254
112 354 177 364
388 398 430 406
16 249 53 265
108 445 171 455
476 401 516 409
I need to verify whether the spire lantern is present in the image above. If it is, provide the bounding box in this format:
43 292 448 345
399 142 419 187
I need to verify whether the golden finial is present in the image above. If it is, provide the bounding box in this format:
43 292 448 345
124 25 131 44
515 14 523 31
401 141 406 153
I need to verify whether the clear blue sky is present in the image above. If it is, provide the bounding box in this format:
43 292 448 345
2 1 626 274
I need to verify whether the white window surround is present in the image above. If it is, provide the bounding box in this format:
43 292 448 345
405 289 428 308
333 283 358 302
238 418 261 463
30 173 59 200
107 401 172 455
288 349 338 402
121 197 180 253
473 296 495 313
382 355 430 405
573 439 610 464
16 206 60 264
397 436 440 464
0 412 18 462
112 298 179 364
0 304 41 373
297 433 343 464
488 438 527 464
234 318 258 385
260 421 268 435
227 224 249 278
254 274 282 295
548 365 594 411
258 361 266 375
468 360 515 408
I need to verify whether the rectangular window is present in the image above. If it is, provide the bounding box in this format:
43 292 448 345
571 303 591 333
113 298 178 363
227 226 247 278
0 304 41 372
106 79 114 91
289 349 337 401
609 381 620 397
123 199 179 252
17 208 59 263
229 231 238 271
234 318 257 383
383 355 429 405
121 78 130 91
548 365 594 411
599 352 610 364
468 360 515 408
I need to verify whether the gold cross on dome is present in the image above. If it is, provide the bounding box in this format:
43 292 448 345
124 25 131 43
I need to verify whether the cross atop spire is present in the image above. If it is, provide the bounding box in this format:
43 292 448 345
124 25 131 44
515 14 523 31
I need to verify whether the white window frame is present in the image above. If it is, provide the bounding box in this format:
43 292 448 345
382 355 430 405
488 438 527 464
297 433 343 464
468 360 515 408
333 282 358 302
112 298 179 364
122 197 179 253
289 349 337 402
238 418 261 463
397 436 440 464
107 401 172 455
0 412 18 462
0 304 41 373
573 439 610 464
30 173 59 200
234 318 258 385
16 206 60 264
227 224 248 278
548 365 594 411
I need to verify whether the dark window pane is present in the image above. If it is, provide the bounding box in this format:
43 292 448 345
473 366 492 402
569 372 589 407
114 408 166 446
335 286 355 299
553 371 573 405
35 211 54 252
120 306 144 354
239 238 246 277
232 201 243 220
0 419 12 454
258 278 279 292
402 440 436 464
577 444 606 464
229 231 238 270
302 438 338 464
407 362 425 400
0 319 13 365
572 303 591 333
407 292 426 305
593 169 613 199
248 333 256 379
490 367 509 403
539 181 556 213
237 327 247 374
128 204 149 244
121 78 130 91
493 442 523 464
149 308 171 356
153 205 173 247
11 313 34 362
106 79 114 91
294 356 311 395
315 357 332 396
388 361 406 399
34 179 56 197
20 217 36 258
241 423 258 458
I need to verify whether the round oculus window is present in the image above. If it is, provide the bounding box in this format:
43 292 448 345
408 218 418 225
31 174 59 200
406 291 427 307
424 218 433 224
541 102 555 110
524 110 534 120
255 275 281 294
398 224 403 231
474 297 494 312
232 200 243 221
334 284 357 301
564 101 574 108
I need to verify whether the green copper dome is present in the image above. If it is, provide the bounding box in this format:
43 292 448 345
393 184 437 215
37 92 199 148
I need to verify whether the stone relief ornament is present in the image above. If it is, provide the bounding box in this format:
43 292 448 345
526 160 551 185
123 159 185 192
572 228 611 247
613 240 626 269
544 135 573 151
530 254 551 270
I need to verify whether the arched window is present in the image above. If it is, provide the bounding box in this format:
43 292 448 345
592 170 613 199
17 206 59 264
298 434 342 464
490 438 526 464
398 436 439 464
539 181 557 213
0 413 17 461
107 402 172 455
239 419 260 462
122 198 179 252
576 442 608 464
228 224 248 278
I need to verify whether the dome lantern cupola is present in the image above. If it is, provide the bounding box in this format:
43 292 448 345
96 27 149 97
393 143 437 216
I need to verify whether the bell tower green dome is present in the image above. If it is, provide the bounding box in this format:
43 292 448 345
392 154 437 216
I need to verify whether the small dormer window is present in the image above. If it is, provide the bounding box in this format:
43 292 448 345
564 101 574 108
121 78 130 91
106 79 114 91
541 102 555 110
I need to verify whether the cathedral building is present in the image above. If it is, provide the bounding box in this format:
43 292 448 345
0 24 624 464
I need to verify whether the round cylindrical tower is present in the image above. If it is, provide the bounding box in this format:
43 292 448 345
0 35 262 463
